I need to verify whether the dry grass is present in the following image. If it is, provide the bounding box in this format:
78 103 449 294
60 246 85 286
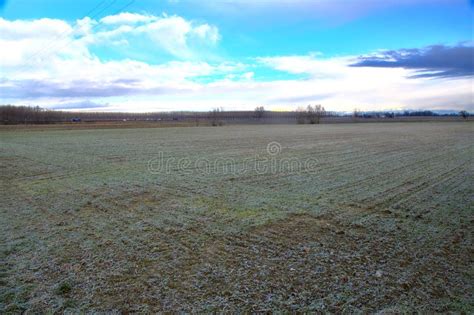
1 122 472 312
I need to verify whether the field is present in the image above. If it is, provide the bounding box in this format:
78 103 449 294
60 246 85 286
1 122 473 312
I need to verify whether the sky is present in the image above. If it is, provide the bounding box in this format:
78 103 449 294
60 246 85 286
0 0 473 112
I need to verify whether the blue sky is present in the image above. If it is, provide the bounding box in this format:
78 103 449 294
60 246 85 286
0 0 472 111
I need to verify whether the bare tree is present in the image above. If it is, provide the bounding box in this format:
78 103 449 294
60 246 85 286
306 104 326 124
296 106 306 124
306 105 315 123
314 104 326 124
459 110 469 119
210 107 224 126
352 108 360 121
254 106 265 120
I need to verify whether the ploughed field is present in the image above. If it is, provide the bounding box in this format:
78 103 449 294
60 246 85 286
1 123 472 312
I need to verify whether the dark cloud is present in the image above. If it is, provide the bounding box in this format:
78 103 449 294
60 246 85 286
0 79 189 99
271 93 332 103
112 78 142 84
351 44 474 78
49 100 110 110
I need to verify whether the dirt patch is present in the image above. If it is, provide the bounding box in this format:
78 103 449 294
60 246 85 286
186 214 471 312
61 213 472 312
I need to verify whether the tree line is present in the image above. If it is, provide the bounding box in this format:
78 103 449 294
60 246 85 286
0 105 335 124
0 105 469 125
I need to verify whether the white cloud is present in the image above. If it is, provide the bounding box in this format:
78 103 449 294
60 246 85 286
191 24 220 43
0 13 230 108
0 13 221 71
0 15 471 112
0 17 72 40
258 54 349 79
130 15 220 58
241 72 254 80
256 54 473 110
100 12 157 25
89 13 220 59
74 17 97 36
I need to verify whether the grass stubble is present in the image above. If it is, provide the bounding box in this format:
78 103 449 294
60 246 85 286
0 122 472 312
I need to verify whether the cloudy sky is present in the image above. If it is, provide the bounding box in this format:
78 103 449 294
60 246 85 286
0 0 472 112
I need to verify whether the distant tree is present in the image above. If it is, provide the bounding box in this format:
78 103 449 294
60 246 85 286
294 105 327 124
459 110 469 119
314 104 326 124
254 106 265 120
306 105 314 123
306 104 326 124
296 106 306 124
407 110 436 116
352 108 360 120
210 107 224 126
